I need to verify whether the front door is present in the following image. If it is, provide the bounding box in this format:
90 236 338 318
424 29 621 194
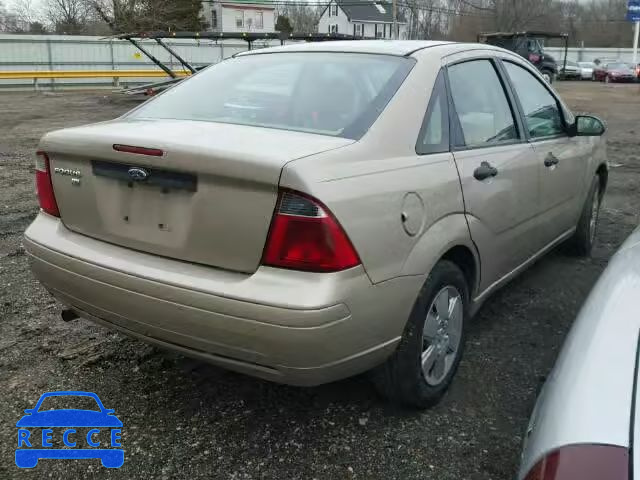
501 61 587 246
445 57 542 293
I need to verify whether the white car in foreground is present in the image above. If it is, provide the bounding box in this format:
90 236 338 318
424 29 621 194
519 225 640 479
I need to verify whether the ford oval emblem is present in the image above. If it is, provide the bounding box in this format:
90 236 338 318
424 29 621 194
127 167 149 181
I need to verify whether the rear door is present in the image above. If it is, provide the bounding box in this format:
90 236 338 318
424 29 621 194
501 60 587 246
444 55 542 292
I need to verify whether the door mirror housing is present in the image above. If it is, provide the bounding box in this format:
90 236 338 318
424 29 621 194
569 115 606 137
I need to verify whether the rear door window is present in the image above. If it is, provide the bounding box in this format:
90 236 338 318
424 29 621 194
447 59 519 148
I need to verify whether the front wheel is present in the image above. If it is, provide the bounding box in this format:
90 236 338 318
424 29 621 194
605 75 610 83
371 260 468 408
541 70 554 83
566 175 601 257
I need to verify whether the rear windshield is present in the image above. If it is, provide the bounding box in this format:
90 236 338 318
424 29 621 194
607 63 629 69
129 52 414 139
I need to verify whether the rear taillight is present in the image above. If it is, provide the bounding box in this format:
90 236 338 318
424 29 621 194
524 444 628 480
35 151 60 217
262 189 360 273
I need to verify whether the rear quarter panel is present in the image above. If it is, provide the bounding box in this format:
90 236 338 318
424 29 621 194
281 51 472 285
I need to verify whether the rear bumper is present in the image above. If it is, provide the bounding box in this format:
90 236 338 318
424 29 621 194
25 213 421 386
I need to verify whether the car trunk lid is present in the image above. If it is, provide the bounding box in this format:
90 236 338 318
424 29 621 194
40 119 353 273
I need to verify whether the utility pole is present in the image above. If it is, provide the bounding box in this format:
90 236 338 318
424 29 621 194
633 20 639 65
628 1 640 64
392 0 398 39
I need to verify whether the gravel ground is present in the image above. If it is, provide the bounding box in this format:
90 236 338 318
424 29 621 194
1 82 639 479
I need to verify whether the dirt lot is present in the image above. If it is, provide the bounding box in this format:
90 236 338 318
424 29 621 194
0 82 639 479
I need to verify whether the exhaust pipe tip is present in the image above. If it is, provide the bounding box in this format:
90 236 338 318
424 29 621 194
61 309 79 322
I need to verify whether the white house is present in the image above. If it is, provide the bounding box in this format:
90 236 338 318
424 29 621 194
318 0 408 39
202 0 276 33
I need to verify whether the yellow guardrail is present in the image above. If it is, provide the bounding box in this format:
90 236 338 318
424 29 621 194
0 69 190 79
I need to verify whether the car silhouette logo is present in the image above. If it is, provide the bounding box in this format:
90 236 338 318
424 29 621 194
127 167 149 181
15 391 123 469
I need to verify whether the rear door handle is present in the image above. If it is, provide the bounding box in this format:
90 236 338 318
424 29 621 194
473 161 499 181
544 153 559 167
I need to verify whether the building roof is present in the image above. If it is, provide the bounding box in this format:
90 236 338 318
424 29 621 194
239 40 452 57
330 0 407 24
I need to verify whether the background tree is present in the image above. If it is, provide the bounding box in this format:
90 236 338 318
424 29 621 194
2 0 40 32
404 0 634 47
275 14 293 33
89 0 205 33
28 21 48 33
45 0 88 34
0 1 7 31
276 4 318 32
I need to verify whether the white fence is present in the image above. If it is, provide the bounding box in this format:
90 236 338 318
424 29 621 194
546 46 639 63
0 34 280 88
0 34 638 89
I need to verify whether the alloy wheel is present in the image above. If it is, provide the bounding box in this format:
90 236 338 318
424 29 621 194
421 286 463 386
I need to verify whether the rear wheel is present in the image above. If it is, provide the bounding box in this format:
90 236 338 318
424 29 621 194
566 175 601 257
371 260 468 408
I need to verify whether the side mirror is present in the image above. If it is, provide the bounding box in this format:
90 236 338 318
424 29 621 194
105 409 115 414
569 115 606 137
23 409 35 414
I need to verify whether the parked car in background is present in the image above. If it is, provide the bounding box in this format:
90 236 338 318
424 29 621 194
577 61 596 80
559 60 581 80
593 62 637 82
518 225 640 480
25 41 608 408
591 59 619 80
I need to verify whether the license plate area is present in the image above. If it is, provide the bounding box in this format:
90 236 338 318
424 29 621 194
91 161 196 241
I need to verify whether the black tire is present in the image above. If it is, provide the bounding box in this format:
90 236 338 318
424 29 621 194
566 175 601 257
371 260 469 408
541 69 555 84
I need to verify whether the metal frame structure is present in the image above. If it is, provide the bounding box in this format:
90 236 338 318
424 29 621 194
477 31 570 76
115 31 375 95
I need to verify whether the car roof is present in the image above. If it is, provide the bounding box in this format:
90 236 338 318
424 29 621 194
238 40 453 57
